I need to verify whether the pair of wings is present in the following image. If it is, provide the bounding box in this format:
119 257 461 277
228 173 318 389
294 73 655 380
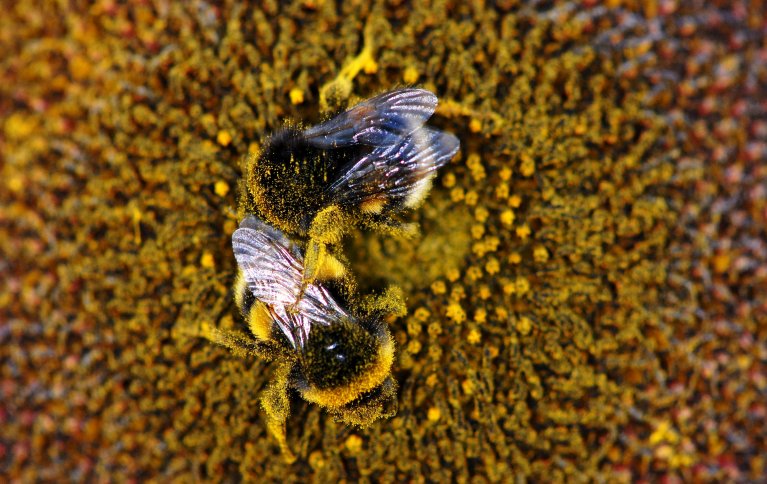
233 216 350 350
302 89 460 207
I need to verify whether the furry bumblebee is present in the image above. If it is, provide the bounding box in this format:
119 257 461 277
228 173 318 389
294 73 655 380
210 215 401 462
242 88 460 283
206 89 459 462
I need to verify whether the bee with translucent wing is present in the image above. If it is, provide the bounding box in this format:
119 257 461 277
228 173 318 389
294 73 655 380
210 215 400 462
244 88 460 284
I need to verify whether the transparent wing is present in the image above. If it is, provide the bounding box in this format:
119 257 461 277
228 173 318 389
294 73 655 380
276 285 351 349
302 88 438 148
232 216 303 310
299 285 350 328
232 215 351 349
326 127 460 207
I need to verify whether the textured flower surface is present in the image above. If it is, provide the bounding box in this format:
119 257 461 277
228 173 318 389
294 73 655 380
1 1 765 481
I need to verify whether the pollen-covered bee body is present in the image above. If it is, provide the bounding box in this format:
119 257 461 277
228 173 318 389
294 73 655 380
215 89 459 461
230 215 398 459
248 128 368 234
245 88 460 237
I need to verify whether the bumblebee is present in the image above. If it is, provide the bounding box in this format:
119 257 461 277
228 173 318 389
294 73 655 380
242 88 460 283
210 215 402 462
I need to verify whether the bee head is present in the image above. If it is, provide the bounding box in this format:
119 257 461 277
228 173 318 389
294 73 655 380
298 319 396 414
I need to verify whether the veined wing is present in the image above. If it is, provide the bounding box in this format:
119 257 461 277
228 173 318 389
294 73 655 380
326 127 460 208
303 88 438 148
232 215 352 349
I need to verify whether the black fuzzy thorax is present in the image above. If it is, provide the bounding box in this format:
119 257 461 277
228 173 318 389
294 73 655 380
254 128 368 234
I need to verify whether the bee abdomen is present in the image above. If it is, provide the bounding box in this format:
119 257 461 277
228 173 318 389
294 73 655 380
301 321 378 389
234 270 272 341
234 270 255 317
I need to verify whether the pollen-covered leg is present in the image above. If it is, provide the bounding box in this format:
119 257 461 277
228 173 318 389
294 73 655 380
318 19 376 112
261 363 297 463
304 240 346 283
197 322 284 362
308 205 347 245
330 376 399 427
360 285 408 319
363 217 421 241
305 206 348 283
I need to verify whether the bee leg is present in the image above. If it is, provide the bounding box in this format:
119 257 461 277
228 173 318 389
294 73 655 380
305 206 348 283
363 215 421 240
261 363 297 463
319 16 376 111
304 239 347 283
199 324 286 362
362 285 407 318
